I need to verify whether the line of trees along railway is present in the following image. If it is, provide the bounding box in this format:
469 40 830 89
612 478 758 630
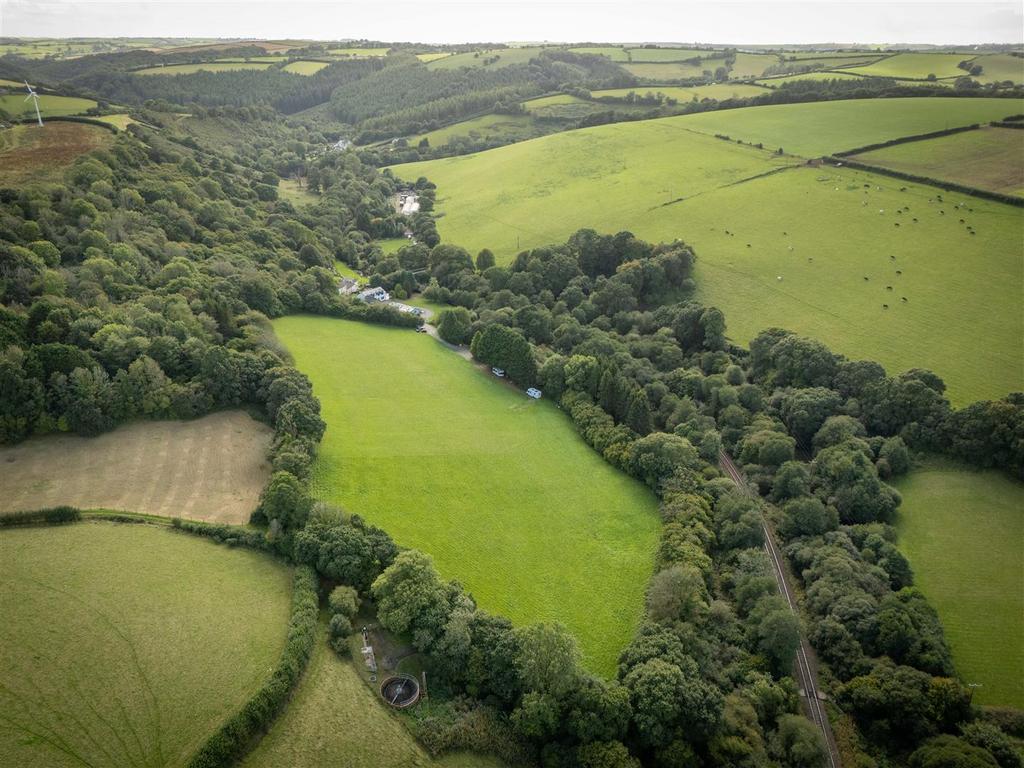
1 101 1021 767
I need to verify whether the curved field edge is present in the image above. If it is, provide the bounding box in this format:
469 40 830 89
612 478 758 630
272 316 661 675
388 101 1024 404
0 521 294 768
893 459 1024 708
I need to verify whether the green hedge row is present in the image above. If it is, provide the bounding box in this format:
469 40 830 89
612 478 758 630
187 565 319 768
12 114 120 134
835 123 980 157
0 506 80 527
826 155 1024 207
171 517 273 552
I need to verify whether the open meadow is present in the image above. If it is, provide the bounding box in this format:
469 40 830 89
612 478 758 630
0 521 293 767
0 93 97 119
0 122 115 185
392 99 1024 403
282 60 331 75
667 97 1022 156
272 317 660 674
427 47 549 70
894 460 1024 708
0 411 272 523
592 83 769 101
852 125 1024 196
842 52 969 79
133 61 274 75
243 620 503 768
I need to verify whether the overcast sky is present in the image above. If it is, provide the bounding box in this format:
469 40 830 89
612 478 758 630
2 0 1022 45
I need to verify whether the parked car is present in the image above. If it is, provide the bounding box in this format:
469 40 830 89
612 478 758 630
416 325 428 333
492 367 505 377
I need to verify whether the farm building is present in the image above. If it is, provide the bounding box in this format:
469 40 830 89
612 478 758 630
338 277 360 295
397 191 420 215
358 286 390 302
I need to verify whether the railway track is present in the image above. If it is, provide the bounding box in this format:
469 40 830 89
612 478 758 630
720 451 841 768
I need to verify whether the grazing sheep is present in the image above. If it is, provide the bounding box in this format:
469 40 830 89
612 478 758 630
788 245 794 251
777 276 783 281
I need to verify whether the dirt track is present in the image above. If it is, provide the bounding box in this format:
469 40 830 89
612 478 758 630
0 411 272 524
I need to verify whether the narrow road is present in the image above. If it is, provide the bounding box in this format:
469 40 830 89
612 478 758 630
720 451 841 768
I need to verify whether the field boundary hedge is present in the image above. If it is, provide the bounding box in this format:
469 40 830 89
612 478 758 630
834 123 981 157
0 506 81 527
187 565 319 768
11 114 120 133
826 155 1024 207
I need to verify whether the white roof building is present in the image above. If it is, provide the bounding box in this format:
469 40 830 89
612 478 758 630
358 286 390 303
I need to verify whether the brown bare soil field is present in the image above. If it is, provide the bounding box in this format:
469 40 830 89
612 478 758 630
0 122 113 186
0 411 272 523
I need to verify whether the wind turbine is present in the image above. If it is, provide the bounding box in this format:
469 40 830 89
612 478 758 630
24 81 43 127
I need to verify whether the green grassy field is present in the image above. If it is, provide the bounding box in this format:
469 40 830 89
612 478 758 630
93 113 138 130
414 112 534 147
282 60 330 75
278 177 321 205
376 238 411 255
777 54 888 68
416 52 454 63
428 47 549 70
973 53 1024 84
894 460 1024 708
843 52 967 79
592 83 768 101
757 71 870 86
243 619 503 768
0 93 97 118
134 62 274 75
391 101 1024 403
327 47 391 57
570 46 632 61
854 126 1024 196
623 60 727 79
729 52 780 78
668 97 1023 156
272 317 660 674
0 521 293 767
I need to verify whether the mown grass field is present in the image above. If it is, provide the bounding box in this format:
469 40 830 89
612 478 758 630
243 619 503 768
414 112 534 147
0 122 114 185
416 52 453 63
0 93 97 118
894 460 1024 708
392 100 1024 403
0 522 293 767
592 83 769 101
133 61 274 75
843 52 966 79
282 60 330 75
0 411 272 524
757 71 870 86
853 126 1024 196
272 317 660 674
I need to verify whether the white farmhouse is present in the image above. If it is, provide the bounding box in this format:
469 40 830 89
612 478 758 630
358 286 391 303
